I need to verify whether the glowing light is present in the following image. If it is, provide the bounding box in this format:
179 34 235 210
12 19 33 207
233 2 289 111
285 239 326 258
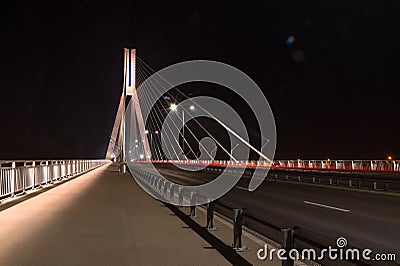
155 130 159 134
170 103 177 111
292 49 306 63
139 154 144 159
388 156 393 160
145 130 149 134
285 35 295 45
190 105 195 110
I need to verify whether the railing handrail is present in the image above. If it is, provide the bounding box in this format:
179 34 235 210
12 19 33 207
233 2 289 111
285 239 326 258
0 159 109 200
143 159 400 173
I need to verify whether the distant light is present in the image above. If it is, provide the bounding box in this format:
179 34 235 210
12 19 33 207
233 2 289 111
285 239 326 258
155 130 159 134
292 49 306 63
145 130 149 134
170 103 177 111
163 95 170 100
327 158 331 161
189 105 195 110
135 144 138 148
285 35 295 46
135 139 138 143
388 156 393 160
139 154 144 159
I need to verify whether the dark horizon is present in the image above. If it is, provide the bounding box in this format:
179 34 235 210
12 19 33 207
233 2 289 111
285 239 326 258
1 1 399 160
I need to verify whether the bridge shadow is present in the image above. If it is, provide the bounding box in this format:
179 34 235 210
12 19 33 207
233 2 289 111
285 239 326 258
163 203 251 266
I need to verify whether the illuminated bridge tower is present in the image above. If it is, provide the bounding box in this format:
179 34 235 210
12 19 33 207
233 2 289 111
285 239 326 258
106 48 151 162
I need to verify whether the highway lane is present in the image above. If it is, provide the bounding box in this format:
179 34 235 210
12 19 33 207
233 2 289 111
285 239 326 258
154 165 400 263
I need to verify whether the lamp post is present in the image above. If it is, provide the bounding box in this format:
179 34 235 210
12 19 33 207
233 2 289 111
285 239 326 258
170 103 195 160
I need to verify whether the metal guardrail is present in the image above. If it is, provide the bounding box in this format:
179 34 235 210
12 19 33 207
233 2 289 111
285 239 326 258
0 159 109 200
142 160 400 193
150 159 400 173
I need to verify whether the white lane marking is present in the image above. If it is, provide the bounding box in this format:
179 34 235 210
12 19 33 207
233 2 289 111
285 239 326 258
235 186 248 191
303 200 350 212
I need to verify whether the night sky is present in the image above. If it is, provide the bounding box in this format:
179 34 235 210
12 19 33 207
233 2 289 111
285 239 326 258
1 0 399 160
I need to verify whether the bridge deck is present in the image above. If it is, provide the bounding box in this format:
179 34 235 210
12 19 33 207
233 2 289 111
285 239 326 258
0 164 230 265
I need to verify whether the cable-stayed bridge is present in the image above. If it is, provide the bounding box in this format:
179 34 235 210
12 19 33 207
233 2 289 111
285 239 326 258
0 48 399 265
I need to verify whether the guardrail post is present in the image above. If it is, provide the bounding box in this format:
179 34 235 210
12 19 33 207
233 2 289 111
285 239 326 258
189 191 198 217
178 187 184 207
232 208 246 251
206 199 217 230
281 227 295 266
119 162 127 173
169 184 175 201
163 181 169 196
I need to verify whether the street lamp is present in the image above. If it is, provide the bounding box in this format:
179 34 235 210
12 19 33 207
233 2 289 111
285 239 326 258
169 103 196 159
170 103 177 111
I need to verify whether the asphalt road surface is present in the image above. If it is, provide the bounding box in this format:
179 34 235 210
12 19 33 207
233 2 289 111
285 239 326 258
155 165 400 263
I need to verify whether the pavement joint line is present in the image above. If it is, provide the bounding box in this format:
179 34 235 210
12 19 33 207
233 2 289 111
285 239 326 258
303 200 350 212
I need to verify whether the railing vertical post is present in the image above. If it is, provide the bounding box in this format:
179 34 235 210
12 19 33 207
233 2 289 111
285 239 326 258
32 161 37 189
206 199 217 230
23 162 27 193
0 163 2 197
281 227 295 266
233 208 246 251
11 162 16 197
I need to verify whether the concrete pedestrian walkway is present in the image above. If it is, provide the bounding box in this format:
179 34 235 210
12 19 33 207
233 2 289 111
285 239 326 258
0 163 231 265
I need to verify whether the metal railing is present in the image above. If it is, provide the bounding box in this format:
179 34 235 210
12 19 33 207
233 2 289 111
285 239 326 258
0 159 109 200
149 159 400 172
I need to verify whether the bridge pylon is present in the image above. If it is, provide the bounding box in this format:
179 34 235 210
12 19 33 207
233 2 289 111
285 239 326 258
106 48 151 164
